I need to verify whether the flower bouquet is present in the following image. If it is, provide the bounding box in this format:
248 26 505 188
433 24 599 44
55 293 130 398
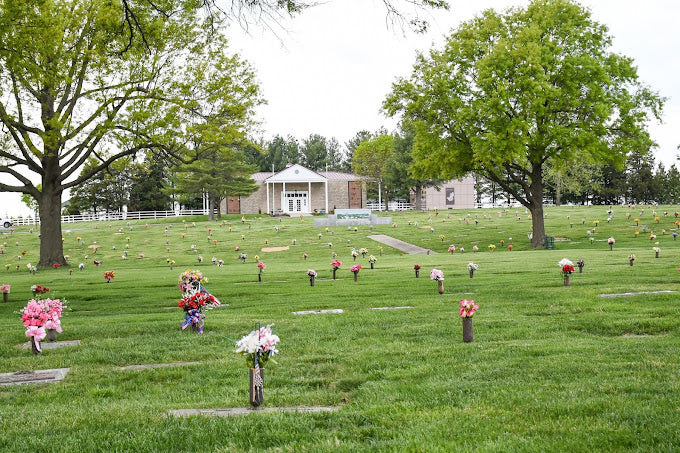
350 264 362 282
577 259 585 273
20 298 66 352
235 324 280 407
559 258 574 286
653 246 660 258
331 259 342 280
307 269 317 286
607 237 615 250
459 299 478 343
628 254 636 266
1 284 9 303
257 261 266 282
103 270 115 283
178 292 220 334
351 249 358 261
178 269 207 294
30 284 50 298
467 262 478 278
359 247 368 258
177 269 221 334
430 268 445 294
414 264 421 278
368 255 376 269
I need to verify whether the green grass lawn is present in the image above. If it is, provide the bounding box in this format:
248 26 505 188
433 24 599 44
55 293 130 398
1 205 679 451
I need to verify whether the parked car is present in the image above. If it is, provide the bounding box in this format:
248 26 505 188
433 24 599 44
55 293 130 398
0 217 13 228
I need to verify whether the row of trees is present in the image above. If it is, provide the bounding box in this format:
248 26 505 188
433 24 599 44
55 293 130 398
0 0 666 265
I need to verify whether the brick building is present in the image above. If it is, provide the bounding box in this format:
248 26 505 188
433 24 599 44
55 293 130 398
221 163 367 215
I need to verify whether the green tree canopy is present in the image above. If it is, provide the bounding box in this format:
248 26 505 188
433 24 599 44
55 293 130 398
0 0 261 266
385 0 664 247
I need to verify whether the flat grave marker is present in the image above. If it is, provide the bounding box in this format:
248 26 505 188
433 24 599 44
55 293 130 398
0 368 70 386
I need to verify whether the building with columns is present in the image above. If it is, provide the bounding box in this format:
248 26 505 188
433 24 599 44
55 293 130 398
221 163 366 215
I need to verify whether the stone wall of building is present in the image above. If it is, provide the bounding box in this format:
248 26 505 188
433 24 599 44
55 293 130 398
222 180 367 214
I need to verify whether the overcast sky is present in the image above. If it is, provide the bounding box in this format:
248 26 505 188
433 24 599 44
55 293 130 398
2 0 678 216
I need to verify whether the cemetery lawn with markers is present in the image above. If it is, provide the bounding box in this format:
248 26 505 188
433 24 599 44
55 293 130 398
0 206 679 451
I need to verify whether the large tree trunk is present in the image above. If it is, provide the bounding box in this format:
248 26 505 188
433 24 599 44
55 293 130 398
413 184 423 210
529 164 547 249
37 184 67 268
207 194 215 221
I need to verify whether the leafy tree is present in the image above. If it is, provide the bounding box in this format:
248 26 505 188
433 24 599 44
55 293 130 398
0 1 260 266
383 123 445 209
169 148 258 220
257 135 300 172
128 156 173 212
626 150 656 204
66 158 132 215
352 134 394 201
343 130 372 173
385 0 663 247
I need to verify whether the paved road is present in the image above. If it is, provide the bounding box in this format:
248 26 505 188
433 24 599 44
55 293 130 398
367 234 436 255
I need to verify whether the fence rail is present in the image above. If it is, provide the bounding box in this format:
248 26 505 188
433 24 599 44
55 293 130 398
365 201 413 211
8 209 211 226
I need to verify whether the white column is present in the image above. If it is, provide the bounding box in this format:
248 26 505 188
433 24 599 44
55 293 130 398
266 182 270 214
378 180 383 212
282 182 286 212
324 181 329 213
308 181 312 213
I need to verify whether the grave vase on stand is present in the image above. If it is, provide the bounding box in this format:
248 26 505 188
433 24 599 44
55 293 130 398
462 317 474 343
249 367 264 408
46 329 57 342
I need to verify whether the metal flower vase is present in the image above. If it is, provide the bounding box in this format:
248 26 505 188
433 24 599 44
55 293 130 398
438 280 444 295
46 329 57 342
30 337 40 355
249 367 264 408
462 317 474 343
2 293 8 303
564 275 570 287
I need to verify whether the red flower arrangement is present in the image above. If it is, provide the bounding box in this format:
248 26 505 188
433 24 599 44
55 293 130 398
178 292 220 311
561 264 575 275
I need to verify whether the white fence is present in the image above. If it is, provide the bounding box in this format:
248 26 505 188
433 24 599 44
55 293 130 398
9 209 211 226
365 201 413 211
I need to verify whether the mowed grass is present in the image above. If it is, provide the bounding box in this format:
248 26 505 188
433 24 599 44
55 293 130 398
0 206 679 452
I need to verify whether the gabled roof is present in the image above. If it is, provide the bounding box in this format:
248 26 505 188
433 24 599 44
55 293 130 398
265 163 326 183
252 164 363 183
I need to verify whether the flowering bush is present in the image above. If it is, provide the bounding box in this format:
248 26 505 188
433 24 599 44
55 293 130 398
331 259 342 270
178 269 206 294
459 299 479 318
235 324 280 369
430 269 444 281
350 264 362 273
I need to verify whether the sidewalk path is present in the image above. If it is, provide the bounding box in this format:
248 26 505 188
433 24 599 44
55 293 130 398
367 234 436 255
